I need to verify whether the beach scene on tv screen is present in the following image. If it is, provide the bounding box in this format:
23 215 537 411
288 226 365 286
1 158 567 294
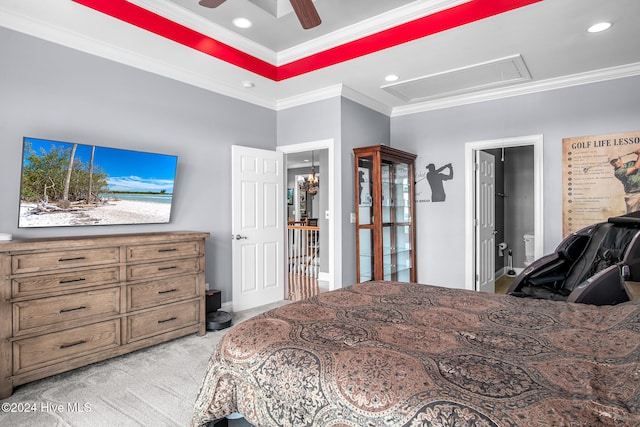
18 137 177 228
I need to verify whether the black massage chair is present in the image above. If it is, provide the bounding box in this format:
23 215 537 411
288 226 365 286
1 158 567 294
507 211 640 305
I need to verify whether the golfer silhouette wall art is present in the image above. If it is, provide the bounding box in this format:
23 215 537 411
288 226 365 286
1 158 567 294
416 162 454 203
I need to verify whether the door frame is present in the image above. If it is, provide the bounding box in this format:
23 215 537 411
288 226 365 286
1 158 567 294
277 139 341 291
464 135 544 291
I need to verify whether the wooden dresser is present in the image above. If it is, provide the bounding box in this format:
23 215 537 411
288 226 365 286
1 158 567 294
0 231 210 399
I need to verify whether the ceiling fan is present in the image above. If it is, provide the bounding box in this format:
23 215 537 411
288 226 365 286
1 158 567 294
198 0 322 30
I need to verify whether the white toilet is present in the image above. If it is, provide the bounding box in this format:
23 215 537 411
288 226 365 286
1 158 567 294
523 233 535 267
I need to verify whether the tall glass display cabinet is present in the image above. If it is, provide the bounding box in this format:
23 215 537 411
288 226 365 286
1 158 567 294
353 145 417 283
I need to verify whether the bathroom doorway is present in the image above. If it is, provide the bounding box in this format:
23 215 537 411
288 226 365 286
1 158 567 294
464 135 545 293
489 145 534 293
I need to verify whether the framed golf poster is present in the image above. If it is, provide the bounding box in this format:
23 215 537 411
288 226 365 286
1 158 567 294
563 130 640 236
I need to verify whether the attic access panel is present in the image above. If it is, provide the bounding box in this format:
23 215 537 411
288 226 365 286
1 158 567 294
382 54 532 102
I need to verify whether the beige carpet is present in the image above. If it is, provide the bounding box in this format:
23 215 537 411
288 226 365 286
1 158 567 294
1 302 286 427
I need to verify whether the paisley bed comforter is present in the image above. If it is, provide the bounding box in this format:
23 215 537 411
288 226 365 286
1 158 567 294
191 281 640 426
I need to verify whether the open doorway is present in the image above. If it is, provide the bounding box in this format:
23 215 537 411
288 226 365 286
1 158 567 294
286 149 327 299
464 135 545 292
277 139 341 295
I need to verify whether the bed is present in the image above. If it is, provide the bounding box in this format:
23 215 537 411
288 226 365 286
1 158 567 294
191 281 640 426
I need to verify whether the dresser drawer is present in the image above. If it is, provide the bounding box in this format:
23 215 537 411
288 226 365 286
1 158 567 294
13 288 121 336
126 299 200 342
13 320 121 375
127 275 199 311
12 267 120 298
126 240 201 262
126 257 201 281
12 247 120 274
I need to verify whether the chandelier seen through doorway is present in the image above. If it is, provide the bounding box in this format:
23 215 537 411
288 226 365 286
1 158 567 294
299 151 319 195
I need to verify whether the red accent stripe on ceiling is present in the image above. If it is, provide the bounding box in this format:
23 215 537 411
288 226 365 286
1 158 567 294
278 0 542 80
72 0 278 79
72 0 541 82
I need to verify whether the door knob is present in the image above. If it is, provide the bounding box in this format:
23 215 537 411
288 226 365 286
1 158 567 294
232 234 248 240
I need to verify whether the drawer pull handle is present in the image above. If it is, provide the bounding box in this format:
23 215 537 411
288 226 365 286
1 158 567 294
158 266 178 271
60 340 87 349
58 256 86 262
158 248 177 253
158 289 178 294
158 317 177 324
59 278 86 284
59 306 87 313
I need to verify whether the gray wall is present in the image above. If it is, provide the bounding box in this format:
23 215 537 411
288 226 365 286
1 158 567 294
277 97 390 284
0 28 277 303
7 24 639 297
340 98 391 284
504 145 534 268
391 74 640 288
1 27 391 300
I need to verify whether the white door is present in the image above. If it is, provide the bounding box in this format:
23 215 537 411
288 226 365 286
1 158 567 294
475 150 496 293
232 145 285 311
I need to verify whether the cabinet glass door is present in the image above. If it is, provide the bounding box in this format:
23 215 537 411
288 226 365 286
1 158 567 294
393 163 411 223
381 163 392 222
357 157 374 225
383 225 412 281
359 229 374 282
357 156 374 282
382 160 412 281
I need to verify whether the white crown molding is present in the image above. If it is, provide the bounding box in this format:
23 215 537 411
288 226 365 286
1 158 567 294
391 62 640 117
278 0 471 65
341 86 393 116
0 3 277 110
275 84 391 115
276 85 344 110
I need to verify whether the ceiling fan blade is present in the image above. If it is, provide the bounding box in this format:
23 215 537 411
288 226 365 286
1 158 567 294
199 0 227 8
289 0 321 30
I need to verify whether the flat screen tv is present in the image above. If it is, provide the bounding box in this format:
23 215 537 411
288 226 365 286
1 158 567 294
18 137 178 228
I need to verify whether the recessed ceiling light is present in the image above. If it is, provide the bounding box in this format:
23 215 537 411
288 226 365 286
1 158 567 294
242 81 255 88
385 74 399 82
587 22 612 33
233 17 252 29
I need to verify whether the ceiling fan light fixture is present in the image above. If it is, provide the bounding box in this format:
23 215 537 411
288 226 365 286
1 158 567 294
587 22 612 33
385 74 399 82
289 0 321 30
233 17 252 29
199 0 227 8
